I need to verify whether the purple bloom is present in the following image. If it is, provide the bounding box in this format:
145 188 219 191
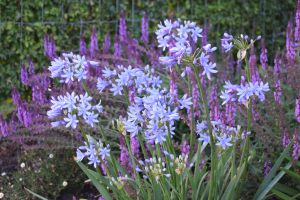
119 11 127 43
0 113 8 137
80 33 87 56
20 63 29 85
141 12 149 43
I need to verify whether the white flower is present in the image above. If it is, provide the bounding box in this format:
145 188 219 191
1 172 6 176
49 154 54 158
20 163 25 168
0 192 3 198
19 178 22 181
63 181 68 186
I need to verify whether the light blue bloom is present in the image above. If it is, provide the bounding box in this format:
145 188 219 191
177 24 190 38
74 68 87 81
159 56 177 65
222 41 234 53
190 27 203 42
202 62 218 80
64 114 79 129
196 121 208 134
178 94 193 109
73 55 87 68
237 84 253 99
198 133 210 145
203 44 217 53
76 149 85 162
223 80 239 93
61 66 75 83
63 92 78 113
97 78 110 92
220 90 234 105
77 103 92 119
93 100 103 113
88 155 100 168
51 120 66 127
99 147 110 160
216 134 233 150
86 113 99 127
158 36 170 51
199 52 209 66
151 76 162 88
110 83 123 96
79 93 92 105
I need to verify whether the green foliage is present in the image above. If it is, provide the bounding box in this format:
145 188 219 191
0 149 86 199
0 0 295 102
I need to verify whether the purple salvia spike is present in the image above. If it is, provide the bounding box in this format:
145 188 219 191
260 39 268 70
80 33 87 56
90 26 99 59
114 34 122 65
103 30 111 54
283 130 290 147
119 10 127 43
295 91 300 123
50 34 56 59
131 135 140 160
182 141 190 156
26 55 35 75
295 1 300 42
0 113 9 137
44 32 49 56
264 153 271 178
20 63 28 85
141 12 148 43
292 128 299 160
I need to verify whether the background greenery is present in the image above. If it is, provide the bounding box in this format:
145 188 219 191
0 0 296 102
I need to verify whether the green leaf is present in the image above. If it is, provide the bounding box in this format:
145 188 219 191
274 182 300 196
270 188 291 200
78 162 113 200
256 162 292 200
289 193 300 200
280 167 300 180
195 171 209 200
87 169 122 196
221 175 236 200
253 138 295 200
24 187 48 200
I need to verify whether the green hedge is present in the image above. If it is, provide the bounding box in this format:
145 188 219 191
0 0 295 102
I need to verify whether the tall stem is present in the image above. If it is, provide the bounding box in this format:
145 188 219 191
80 79 119 176
236 54 252 199
188 74 195 159
191 64 215 200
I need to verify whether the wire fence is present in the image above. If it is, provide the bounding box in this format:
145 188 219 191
0 0 297 163
0 0 294 66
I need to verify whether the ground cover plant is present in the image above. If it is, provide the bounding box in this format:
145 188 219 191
1 1 300 200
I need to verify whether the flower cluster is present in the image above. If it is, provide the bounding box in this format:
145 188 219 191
156 18 219 80
196 120 250 150
220 79 270 105
222 33 261 59
136 157 170 183
48 53 98 83
76 140 110 168
110 175 128 190
47 92 103 129
97 65 192 144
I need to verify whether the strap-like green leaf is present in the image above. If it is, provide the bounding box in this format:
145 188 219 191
256 162 292 200
78 162 113 200
24 187 48 200
270 188 291 200
221 175 236 200
280 167 300 181
253 138 295 200
289 193 300 200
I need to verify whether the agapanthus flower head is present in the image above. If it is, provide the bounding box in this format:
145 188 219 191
47 92 102 129
48 53 98 83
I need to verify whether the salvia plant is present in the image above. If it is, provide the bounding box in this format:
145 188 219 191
2 2 300 199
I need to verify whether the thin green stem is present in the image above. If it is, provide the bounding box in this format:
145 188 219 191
191 64 215 200
236 54 252 199
122 86 131 106
80 79 119 177
188 74 195 160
